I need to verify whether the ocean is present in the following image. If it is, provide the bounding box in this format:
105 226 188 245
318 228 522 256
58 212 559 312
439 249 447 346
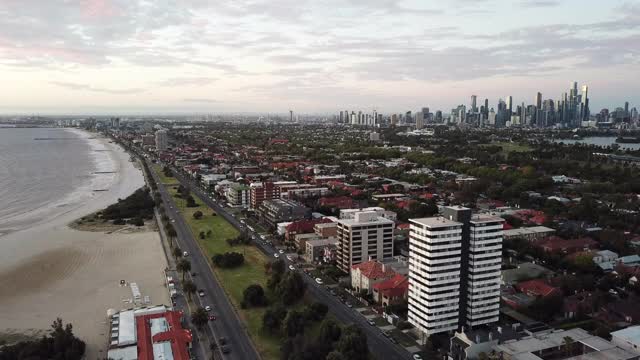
0 128 114 236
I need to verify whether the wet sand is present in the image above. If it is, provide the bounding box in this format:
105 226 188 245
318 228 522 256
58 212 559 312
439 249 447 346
0 131 169 359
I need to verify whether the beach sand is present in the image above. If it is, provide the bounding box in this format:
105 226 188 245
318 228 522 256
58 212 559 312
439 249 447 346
0 130 169 359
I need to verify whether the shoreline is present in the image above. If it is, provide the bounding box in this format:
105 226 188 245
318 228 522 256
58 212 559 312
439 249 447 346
0 129 169 359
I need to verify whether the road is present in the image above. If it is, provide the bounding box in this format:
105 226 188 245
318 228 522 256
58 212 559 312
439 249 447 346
148 160 260 360
165 165 413 360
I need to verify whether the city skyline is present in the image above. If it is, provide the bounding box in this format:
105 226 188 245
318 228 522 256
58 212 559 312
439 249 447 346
0 0 639 114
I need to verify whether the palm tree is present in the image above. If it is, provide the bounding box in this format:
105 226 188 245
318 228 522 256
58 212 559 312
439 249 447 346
167 226 177 247
191 307 208 330
563 336 575 357
177 259 191 281
183 280 196 301
172 247 183 259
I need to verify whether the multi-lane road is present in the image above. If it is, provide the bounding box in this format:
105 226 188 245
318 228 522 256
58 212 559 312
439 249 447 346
148 160 260 360
161 163 413 360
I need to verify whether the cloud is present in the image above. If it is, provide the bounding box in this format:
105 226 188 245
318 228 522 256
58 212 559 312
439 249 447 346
182 98 219 103
520 0 560 7
157 77 218 86
50 81 144 94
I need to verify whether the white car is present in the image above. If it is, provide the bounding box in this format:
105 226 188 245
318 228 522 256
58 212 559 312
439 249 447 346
183 251 189 257
274 253 279 258
205 306 212 311
286 255 293 261
278 249 284 254
288 265 296 271
412 355 423 360
315 278 323 285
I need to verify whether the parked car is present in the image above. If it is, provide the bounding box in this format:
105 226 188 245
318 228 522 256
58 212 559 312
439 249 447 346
205 306 212 311
221 346 230 354
288 265 296 271
274 253 280 258
208 315 216 321
198 290 205 297
413 354 423 360
278 249 284 254
315 278 323 285
183 251 189 257
218 337 227 345
367 320 375 326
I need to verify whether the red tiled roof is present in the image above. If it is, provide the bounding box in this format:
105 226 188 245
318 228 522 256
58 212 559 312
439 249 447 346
372 274 408 298
286 218 333 234
396 223 410 230
516 279 560 298
319 196 356 209
136 310 192 360
537 236 597 253
352 260 396 280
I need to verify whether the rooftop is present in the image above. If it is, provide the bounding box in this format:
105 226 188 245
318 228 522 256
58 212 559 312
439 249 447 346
410 217 462 228
471 213 505 224
611 325 640 345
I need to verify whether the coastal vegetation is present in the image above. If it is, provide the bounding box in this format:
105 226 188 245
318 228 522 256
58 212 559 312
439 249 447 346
0 319 85 360
71 187 155 231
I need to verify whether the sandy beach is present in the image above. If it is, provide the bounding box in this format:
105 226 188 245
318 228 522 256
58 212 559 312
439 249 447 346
0 130 169 359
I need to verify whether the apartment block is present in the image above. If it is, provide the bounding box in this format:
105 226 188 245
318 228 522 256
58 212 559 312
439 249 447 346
337 210 395 273
408 206 504 338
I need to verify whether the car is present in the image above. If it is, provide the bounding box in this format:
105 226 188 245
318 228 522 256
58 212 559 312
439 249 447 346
346 302 353 308
383 331 391 338
274 253 279 258
191 272 197 276
367 320 376 326
278 249 284 254
205 306 212 311
171 219 176 223
286 255 293 261
208 315 216 321
389 337 398 344
315 278 323 285
198 290 205 297
220 346 230 354
412 354 422 360
183 251 189 257
330 290 336 296
288 265 296 271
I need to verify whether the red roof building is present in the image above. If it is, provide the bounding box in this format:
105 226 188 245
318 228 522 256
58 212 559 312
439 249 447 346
351 260 397 294
319 196 357 210
285 218 333 243
372 274 408 306
515 279 561 298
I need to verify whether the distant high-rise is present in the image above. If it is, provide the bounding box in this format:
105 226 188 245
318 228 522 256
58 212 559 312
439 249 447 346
415 112 425 129
435 111 442 122
535 92 542 109
155 129 168 151
506 96 513 113
625 102 629 114
471 95 477 113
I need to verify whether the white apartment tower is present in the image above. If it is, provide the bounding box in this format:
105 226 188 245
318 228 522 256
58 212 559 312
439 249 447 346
155 129 168 151
336 210 395 273
408 206 503 337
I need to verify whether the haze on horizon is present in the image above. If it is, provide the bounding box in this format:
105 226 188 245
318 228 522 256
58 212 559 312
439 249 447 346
0 0 638 115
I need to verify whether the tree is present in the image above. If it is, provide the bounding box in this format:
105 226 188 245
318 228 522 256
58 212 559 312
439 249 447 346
191 307 208 329
186 195 197 207
183 280 197 301
304 302 328 322
242 284 267 308
166 225 177 247
193 210 203 219
276 271 306 305
563 336 575 357
263 305 288 333
177 259 191 281
282 310 307 338
318 318 342 344
326 352 346 360
212 252 244 268
173 247 183 259
0 318 86 360
199 231 206 239
337 325 368 360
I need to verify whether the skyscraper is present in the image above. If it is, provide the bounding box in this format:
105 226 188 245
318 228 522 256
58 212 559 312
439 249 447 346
506 96 513 113
408 206 503 337
471 95 477 113
155 129 168 151
535 92 542 109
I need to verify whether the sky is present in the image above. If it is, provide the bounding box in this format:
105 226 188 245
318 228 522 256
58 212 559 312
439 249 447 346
0 0 638 115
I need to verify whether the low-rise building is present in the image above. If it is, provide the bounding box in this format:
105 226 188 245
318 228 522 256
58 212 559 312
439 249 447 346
305 238 338 263
225 183 249 207
351 260 397 293
257 199 311 229
503 226 555 241
611 325 640 354
371 273 408 306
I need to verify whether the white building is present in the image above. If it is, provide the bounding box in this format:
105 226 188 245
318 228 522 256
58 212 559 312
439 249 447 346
408 206 504 338
339 207 397 221
336 210 395 273
155 129 168 151
408 217 463 336
465 214 504 328
611 325 640 354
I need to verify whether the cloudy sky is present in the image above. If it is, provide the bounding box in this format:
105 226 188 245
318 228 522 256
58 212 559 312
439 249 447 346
0 0 638 115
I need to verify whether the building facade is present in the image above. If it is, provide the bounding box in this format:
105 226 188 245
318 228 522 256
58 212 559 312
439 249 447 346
408 206 504 338
336 210 395 273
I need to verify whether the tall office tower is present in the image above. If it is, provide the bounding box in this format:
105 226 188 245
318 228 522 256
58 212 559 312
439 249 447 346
484 99 489 119
339 111 344 123
422 107 430 118
336 210 395 273
155 129 168 151
406 111 413 123
625 102 630 114
435 111 443 122
487 109 496 126
372 110 378 126
391 113 398 125
408 207 504 337
535 92 542 109
506 96 513 113
580 85 589 122
415 111 425 129
350 111 356 125
471 95 477 113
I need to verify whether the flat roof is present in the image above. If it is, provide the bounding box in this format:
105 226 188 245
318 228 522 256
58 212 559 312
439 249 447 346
410 217 462 228
611 325 640 344
107 346 138 360
471 214 504 223
118 310 137 346
503 226 555 235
